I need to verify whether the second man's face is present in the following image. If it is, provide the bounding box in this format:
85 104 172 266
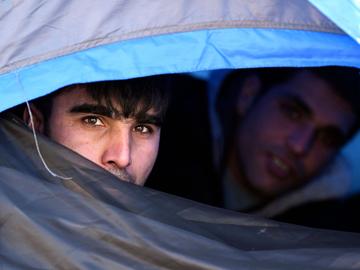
45 86 161 186
235 70 356 197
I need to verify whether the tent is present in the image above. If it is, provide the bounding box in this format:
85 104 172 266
1 0 360 269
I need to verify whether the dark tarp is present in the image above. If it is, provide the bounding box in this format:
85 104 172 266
1 114 360 269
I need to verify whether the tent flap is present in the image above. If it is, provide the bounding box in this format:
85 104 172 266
1 115 360 269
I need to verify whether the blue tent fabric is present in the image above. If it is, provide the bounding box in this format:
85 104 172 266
1 0 359 113
309 0 360 44
1 28 359 112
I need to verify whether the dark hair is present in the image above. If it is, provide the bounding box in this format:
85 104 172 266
217 66 360 145
32 75 170 126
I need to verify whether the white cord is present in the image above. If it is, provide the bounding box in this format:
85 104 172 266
25 102 72 180
16 71 72 180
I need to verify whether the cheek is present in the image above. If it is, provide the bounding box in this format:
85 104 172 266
304 147 335 175
49 121 72 146
238 112 280 150
50 123 99 159
253 108 299 146
243 103 283 137
133 136 160 171
143 136 160 162
132 141 159 186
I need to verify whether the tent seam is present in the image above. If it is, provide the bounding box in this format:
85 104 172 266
0 21 343 75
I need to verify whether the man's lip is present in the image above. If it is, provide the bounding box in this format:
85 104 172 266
266 153 295 180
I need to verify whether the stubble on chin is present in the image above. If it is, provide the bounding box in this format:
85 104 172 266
107 167 135 184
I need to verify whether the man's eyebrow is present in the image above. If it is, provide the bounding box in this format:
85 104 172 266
69 103 163 125
284 93 312 117
136 114 163 126
69 104 117 118
284 93 348 138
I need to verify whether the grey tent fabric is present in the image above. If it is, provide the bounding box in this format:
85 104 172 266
1 0 358 113
1 115 360 269
0 0 341 75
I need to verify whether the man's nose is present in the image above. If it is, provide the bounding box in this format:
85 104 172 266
287 126 315 156
101 132 131 169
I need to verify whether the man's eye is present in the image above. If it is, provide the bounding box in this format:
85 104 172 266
134 125 153 134
317 130 344 149
280 102 303 121
82 116 104 126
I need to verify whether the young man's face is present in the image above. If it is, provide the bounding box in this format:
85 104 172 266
234 70 356 197
40 87 161 186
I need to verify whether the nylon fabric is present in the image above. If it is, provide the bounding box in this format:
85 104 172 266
1 115 360 269
0 0 341 74
1 28 359 112
309 0 360 43
1 0 359 113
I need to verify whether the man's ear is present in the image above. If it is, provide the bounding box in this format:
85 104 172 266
23 103 45 133
236 75 262 116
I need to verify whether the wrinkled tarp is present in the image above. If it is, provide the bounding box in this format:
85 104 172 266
1 115 360 269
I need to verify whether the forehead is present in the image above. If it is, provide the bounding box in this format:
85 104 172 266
54 86 93 104
266 70 356 131
51 86 158 117
52 86 123 110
